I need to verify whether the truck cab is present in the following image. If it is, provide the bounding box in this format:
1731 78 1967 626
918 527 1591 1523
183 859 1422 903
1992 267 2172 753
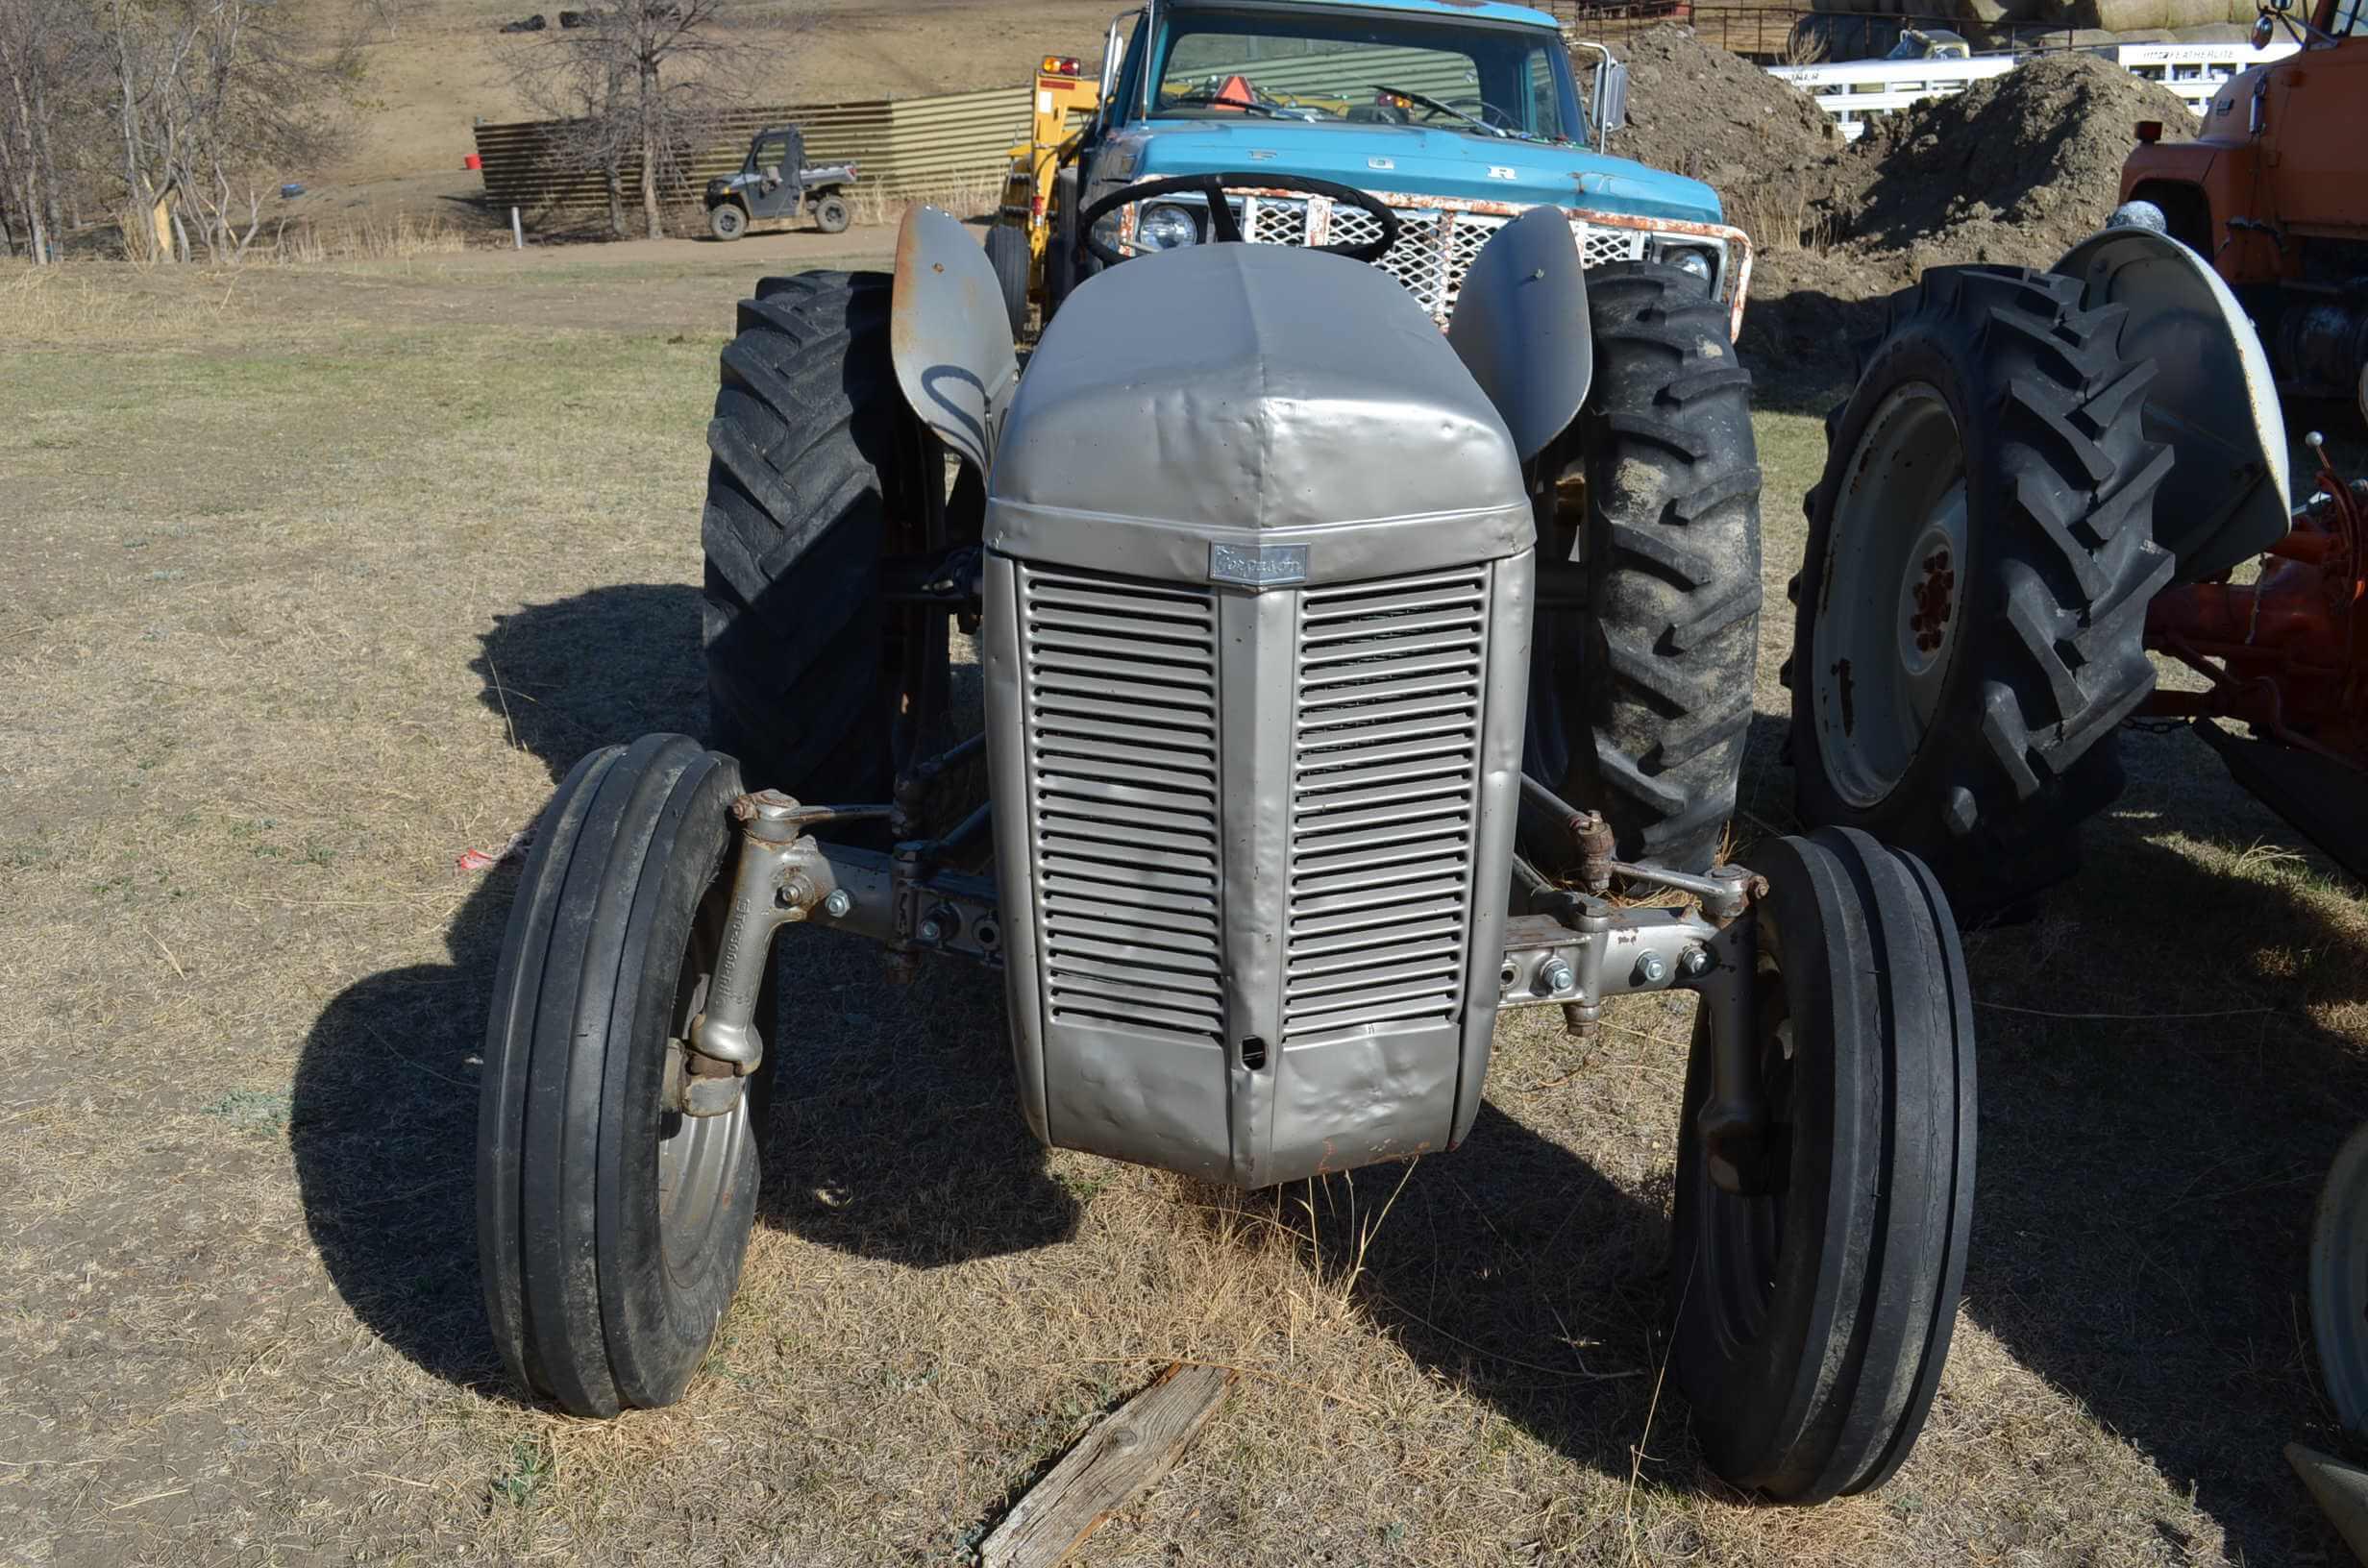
2118 0 2368 399
1047 0 1752 333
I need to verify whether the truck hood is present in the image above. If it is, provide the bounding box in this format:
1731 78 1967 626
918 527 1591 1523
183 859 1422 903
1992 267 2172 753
1114 119 1723 227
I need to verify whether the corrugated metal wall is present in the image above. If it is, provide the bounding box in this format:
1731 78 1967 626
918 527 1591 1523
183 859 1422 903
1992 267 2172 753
472 85 1033 213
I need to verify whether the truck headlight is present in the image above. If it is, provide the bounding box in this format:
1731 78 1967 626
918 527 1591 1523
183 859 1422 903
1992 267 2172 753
1666 248 1714 285
1138 204 1200 252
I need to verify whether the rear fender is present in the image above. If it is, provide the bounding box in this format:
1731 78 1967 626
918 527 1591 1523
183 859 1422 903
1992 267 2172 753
2052 225 2290 580
891 205 1021 471
1445 206 1591 464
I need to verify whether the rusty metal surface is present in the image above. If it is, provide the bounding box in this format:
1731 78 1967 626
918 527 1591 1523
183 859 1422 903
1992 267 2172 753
891 206 1021 472
1106 180 1753 334
679 795 842 1111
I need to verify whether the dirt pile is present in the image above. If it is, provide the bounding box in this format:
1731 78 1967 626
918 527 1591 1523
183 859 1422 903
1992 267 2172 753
1739 51 2196 402
1613 26 1842 199
1824 51 2197 273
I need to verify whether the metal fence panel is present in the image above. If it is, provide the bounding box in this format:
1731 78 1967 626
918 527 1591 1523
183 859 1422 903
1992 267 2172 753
473 85 1033 216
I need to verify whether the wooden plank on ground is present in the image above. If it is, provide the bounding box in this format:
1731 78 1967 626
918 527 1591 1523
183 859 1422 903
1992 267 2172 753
979 1362 1235 1568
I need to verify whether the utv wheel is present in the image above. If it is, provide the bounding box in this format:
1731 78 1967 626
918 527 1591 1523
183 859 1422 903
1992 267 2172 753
1787 266 2173 918
1536 260 1762 874
479 734 776 1417
702 270 960 800
2310 1122 2368 1435
813 194 851 234
1672 827 1976 1502
985 222 1030 338
708 203 747 241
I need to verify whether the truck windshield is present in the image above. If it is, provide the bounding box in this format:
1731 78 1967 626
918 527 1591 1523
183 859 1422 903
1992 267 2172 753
2328 0 2364 35
1149 11 1579 143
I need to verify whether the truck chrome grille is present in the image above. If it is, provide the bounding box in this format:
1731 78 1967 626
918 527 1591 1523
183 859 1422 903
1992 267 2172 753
1018 565 1225 1044
1232 194 1649 324
1282 569 1488 1045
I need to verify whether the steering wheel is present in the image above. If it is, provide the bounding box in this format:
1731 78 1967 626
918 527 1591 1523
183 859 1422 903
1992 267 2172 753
1077 173 1403 267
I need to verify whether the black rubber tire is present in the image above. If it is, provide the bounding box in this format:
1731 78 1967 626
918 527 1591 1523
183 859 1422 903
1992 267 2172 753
479 733 777 1417
1785 266 2173 919
702 270 921 801
812 193 850 234
1045 168 1080 320
1541 260 1763 874
1671 827 1976 1503
985 221 1030 338
708 203 746 241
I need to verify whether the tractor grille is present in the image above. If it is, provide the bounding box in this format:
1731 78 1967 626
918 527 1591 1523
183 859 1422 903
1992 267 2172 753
1233 194 1647 324
1282 569 1488 1045
1018 565 1225 1044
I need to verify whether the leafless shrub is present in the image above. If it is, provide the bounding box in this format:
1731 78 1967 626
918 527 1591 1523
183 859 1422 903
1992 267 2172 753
1729 177 1831 254
503 0 796 240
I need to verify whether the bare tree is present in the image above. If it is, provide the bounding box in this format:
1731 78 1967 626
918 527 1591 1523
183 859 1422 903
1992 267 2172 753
506 0 771 241
0 0 93 261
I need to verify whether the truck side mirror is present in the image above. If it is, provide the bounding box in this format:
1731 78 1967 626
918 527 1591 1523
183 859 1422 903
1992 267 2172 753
2251 10 2278 46
1595 61 1629 140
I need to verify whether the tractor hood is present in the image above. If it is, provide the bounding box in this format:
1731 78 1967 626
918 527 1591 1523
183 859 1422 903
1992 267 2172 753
1110 118 1724 227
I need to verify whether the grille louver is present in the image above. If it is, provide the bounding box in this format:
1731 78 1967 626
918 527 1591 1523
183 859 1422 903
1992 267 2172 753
1203 196 1655 323
1019 565 1225 1043
1283 570 1488 1044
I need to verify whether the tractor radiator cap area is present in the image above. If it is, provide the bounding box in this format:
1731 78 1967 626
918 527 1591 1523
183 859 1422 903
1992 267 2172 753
985 243 1532 586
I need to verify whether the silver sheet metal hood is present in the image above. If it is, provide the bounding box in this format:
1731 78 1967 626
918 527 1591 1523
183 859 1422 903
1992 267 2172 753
985 242 1532 584
976 240 1535 1188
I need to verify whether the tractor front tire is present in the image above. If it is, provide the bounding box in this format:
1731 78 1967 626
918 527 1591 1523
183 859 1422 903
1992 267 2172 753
708 203 747 241
702 270 913 800
479 734 776 1417
1536 260 1763 873
1786 266 2173 918
813 193 851 235
1672 827 1976 1502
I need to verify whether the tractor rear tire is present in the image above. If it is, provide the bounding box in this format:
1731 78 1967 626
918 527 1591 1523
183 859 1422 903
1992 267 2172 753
1785 266 2173 919
985 222 1030 338
479 734 776 1417
702 270 917 801
1672 827 1976 1502
813 194 850 235
1539 260 1762 874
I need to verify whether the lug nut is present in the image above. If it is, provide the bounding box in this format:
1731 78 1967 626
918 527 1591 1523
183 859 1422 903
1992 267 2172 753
1679 945 1712 977
1538 959 1575 995
822 888 852 919
1636 950 1669 986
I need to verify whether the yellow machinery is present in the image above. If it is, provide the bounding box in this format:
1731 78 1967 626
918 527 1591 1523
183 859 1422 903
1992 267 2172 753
985 56 1099 332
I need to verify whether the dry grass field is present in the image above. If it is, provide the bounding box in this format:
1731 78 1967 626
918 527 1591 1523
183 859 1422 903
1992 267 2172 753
4 247 2368 1566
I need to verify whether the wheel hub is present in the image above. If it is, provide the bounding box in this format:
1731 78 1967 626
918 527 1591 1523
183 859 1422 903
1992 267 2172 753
1813 384 1970 809
1897 492 1966 684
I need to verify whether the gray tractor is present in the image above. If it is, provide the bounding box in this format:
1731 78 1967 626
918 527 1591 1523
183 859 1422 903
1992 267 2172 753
703 124 857 240
476 204 1978 1503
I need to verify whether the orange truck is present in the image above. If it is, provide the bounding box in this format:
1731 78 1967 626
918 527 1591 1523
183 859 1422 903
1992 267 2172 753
2119 0 2368 405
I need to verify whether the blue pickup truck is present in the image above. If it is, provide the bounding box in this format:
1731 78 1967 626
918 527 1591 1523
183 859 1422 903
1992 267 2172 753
1024 0 1751 337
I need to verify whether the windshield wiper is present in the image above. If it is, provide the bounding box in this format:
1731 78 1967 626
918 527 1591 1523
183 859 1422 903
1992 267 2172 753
1368 83 1509 138
1165 90 1287 119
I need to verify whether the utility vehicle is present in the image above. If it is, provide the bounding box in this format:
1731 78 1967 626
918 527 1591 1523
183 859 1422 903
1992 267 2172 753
703 123 857 240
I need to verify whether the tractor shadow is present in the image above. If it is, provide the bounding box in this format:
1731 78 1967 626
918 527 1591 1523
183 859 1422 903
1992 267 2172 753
289 585 1076 1396
1197 1103 1690 1488
1931 723 2368 1561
